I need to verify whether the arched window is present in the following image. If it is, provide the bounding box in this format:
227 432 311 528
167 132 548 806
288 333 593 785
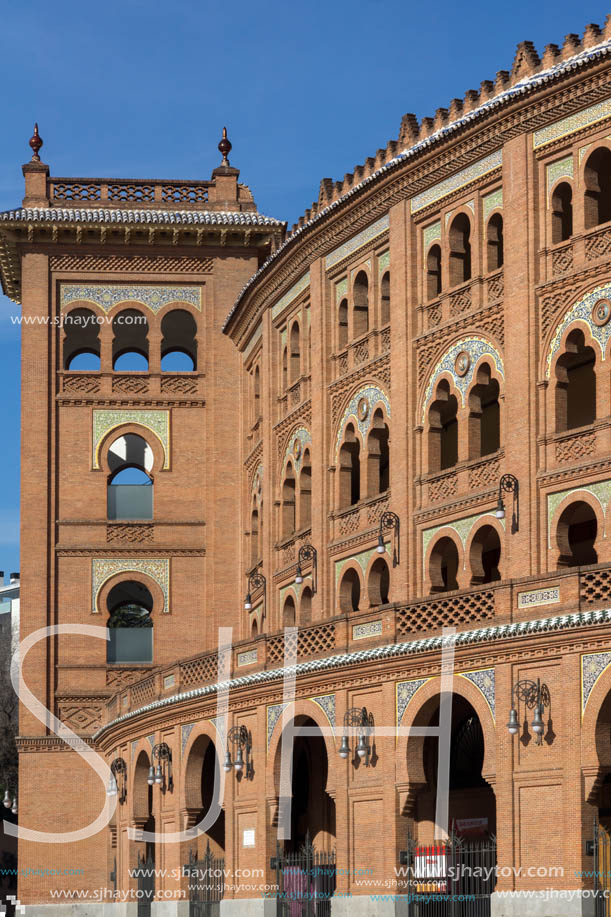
428 380 458 472
468 363 500 459
112 309 149 371
339 423 360 507
339 568 360 613
380 272 390 325
299 450 312 530
429 537 459 593
107 433 153 520
301 587 312 625
338 299 348 350
486 214 504 271
290 322 301 383
557 501 598 567
63 308 101 370
367 409 389 495
368 557 390 606
449 214 471 286
250 504 260 567
353 272 369 338
160 309 197 371
283 595 296 627
555 328 596 432
253 365 261 422
427 245 442 300
551 182 573 243
281 463 296 538
282 346 288 391
107 581 153 663
584 148 611 229
470 525 501 584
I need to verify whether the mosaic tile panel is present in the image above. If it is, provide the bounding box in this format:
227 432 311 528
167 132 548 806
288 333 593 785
420 337 504 423
397 678 429 726
547 479 611 546
243 325 262 360
181 723 194 754
335 385 391 455
411 151 502 214
271 272 310 320
335 278 348 301
378 251 390 275
423 221 441 249
92 558 170 613
310 694 335 733
422 513 503 575
283 427 312 473
546 155 574 202
482 188 503 222
459 669 495 721
325 214 390 270
577 139 611 166
147 734 155 748
582 653 611 714
279 580 311 604
335 543 389 587
353 620 383 640
210 716 227 743
546 284 611 378
267 703 287 750
93 410 170 469
131 739 139 760
237 649 258 667
61 283 201 313
533 99 611 150
445 201 474 227
351 259 371 279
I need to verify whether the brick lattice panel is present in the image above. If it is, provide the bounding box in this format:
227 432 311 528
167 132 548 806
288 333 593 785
397 590 495 637
585 227 611 261
487 273 504 303
112 376 150 394
131 676 157 707
62 374 101 393
581 569 611 605
555 430 596 463
180 653 218 687
468 456 500 490
552 245 574 276
160 375 198 394
428 472 458 503
49 253 214 273
106 524 153 544
267 623 336 666
449 287 472 316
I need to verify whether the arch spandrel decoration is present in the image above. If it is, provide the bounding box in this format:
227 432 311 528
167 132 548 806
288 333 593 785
546 284 611 378
181 723 195 754
546 479 611 547
546 155 574 202
334 543 391 586
93 409 170 469
279 581 311 604
482 188 503 221
458 669 495 721
335 384 391 455
422 511 504 575
209 716 227 744
582 652 611 716
420 336 504 423
283 427 312 474
397 679 429 728
61 283 202 313
310 695 336 735
267 703 288 751
92 558 170 614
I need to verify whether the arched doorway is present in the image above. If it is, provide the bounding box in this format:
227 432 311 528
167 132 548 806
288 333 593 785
184 734 225 857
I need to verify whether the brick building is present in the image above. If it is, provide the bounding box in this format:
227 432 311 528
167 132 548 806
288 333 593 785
2 20 611 917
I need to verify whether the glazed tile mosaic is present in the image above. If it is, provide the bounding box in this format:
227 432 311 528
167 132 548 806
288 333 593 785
351 259 371 279
283 427 312 473
243 325 262 360
445 201 474 227
459 669 495 720
60 283 201 313
582 652 611 714
310 694 336 733
422 512 504 575
423 221 441 248
237 650 258 667
420 336 504 423
411 152 502 214
335 385 391 455
210 716 227 743
92 558 170 613
181 723 195 753
271 272 310 320
93 409 170 469
546 155 574 202
267 703 287 749
335 543 389 586
546 283 611 377
147 734 155 748
353 620 383 640
482 188 503 222
533 98 611 149
325 215 389 270
279 579 311 604
397 679 429 727
378 251 390 275
335 278 348 301
547 479 611 546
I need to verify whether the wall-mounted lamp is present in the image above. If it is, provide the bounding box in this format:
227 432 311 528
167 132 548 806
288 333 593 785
338 706 375 767
495 473 519 534
507 678 550 746
148 743 173 793
1 782 17 815
244 571 266 614
223 725 254 780
106 756 127 804
295 544 317 594
376 511 400 567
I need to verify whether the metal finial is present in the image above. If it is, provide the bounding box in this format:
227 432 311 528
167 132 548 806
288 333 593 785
29 123 43 162
218 126 232 166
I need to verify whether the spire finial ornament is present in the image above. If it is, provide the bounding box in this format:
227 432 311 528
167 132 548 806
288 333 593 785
218 126 232 166
29 123 43 162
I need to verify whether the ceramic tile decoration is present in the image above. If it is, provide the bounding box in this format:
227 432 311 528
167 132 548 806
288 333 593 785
283 426 312 473
547 479 611 546
325 215 390 270
378 251 390 275
353 620 383 640
237 650 258 667
423 221 442 248
397 678 429 727
335 278 348 301
445 201 474 227
279 580 311 604
582 652 611 714
92 558 170 613
482 188 503 222
546 283 611 377
61 283 201 313
93 409 170 469
335 385 391 455
335 543 389 586
267 703 287 750
411 151 502 214
252 464 263 499
459 669 495 720
147 733 155 748
422 512 504 575
351 259 371 280
181 723 194 754
420 336 504 423
131 739 139 760
271 271 310 320
533 98 611 149
243 325 262 360
209 717 227 743
310 694 336 733
546 155 574 202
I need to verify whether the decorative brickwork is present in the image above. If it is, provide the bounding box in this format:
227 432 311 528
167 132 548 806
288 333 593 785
555 430 596 463
397 590 495 637
106 524 154 544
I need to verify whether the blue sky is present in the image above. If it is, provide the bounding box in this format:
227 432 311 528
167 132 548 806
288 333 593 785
0 0 608 575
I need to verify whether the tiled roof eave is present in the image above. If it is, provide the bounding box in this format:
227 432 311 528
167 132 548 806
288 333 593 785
0 207 284 227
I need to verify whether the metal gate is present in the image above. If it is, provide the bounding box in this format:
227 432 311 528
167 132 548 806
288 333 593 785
184 842 225 917
135 851 155 917
400 832 496 917
590 821 611 917
270 833 336 916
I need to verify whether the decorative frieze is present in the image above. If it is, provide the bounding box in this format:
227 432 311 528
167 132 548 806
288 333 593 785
271 271 310 320
533 98 611 149
411 151 502 214
93 409 170 469
92 558 170 613
325 215 389 270
61 283 201 313
420 336 504 423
